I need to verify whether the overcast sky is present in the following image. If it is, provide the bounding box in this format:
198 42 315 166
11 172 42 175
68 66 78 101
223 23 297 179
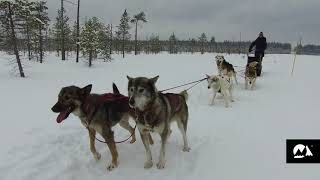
46 0 320 44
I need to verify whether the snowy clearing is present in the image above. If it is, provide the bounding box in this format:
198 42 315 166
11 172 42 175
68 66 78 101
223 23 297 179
0 52 319 180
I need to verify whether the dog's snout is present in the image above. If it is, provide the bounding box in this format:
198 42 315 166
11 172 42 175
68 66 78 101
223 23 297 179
129 98 135 106
208 86 210 89
51 103 61 112
51 105 58 112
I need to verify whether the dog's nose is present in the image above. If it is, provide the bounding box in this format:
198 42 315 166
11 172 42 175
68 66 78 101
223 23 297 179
129 98 135 106
208 86 210 89
51 105 58 112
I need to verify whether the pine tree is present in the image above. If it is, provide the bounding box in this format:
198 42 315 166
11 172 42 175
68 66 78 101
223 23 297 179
71 21 78 52
0 1 25 77
98 24 112 61
116 9 131 58
190 38 197 54
169 33 178 54
14 0 37 60
131 11 147 55
34 1 49 63
80 17 103 67
54 7 69 60
0 3 11 52
199 33 207 54
149 34 161 54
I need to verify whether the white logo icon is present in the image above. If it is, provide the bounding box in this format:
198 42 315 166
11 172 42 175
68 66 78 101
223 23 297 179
293 144 313 159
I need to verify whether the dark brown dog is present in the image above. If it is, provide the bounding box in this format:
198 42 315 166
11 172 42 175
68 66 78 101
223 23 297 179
51 83 141 171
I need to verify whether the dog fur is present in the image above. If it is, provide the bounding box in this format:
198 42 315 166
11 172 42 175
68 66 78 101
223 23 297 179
51 83 139 171
206 74 234 107
127 76 190 169
215 55 238 84
245 61 259 90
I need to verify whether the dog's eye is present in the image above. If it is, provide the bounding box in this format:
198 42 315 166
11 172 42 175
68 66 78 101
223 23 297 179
130 87 134 92
138 88 144 93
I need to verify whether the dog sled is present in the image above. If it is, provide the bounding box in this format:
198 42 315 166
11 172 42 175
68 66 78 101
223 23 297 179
247 53 262 76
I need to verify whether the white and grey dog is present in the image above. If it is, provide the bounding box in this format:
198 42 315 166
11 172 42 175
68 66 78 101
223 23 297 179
127 76 190 169
206 74 234 107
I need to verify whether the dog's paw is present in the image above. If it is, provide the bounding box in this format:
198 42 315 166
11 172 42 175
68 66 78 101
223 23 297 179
93 152 101 161
144 160 153 169
183 146 191 152
107 162 118 171
156 161 165 169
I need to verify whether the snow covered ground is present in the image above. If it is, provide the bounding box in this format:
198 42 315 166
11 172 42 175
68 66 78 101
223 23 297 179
1 52 320 180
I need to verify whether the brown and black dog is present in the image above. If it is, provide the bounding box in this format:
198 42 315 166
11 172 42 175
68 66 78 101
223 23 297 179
51 83 153 171
215 55 238 84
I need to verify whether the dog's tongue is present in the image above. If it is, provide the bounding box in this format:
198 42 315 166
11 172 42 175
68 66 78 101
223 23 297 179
56 108 72 123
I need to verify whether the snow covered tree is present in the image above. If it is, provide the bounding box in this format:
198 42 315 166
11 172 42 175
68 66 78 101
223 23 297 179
54 7 69 60
71 21 78 53
80 17 103 67
0 4 11 52
0 1 25 77
34 1 49 63
131 11 147 55
149 34 161 54
116 9 131 58
210 36 216 52
98 24 112 61
169 33 178 54
14 0 37 60
199 33 207 54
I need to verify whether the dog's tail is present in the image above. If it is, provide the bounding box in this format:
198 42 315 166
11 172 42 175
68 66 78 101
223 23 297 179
180 90 189 101
112 83 120 94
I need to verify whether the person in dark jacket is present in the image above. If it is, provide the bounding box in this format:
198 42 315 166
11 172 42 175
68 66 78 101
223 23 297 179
249 32 267 59
248 32 267 76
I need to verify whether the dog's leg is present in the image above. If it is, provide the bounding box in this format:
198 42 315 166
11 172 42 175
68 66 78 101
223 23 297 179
252 79 256 90
229 86 235 102
210 91 217 105
139 128 153 169
222 89 230 107
88 128 101 161
119 118 136 144
147 132 154 145
157 130 168 169
102 129 118 171
177 119 190 152
245 78 248 90
233 72 238 85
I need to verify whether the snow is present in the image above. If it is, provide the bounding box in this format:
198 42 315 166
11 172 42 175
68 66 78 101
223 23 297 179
0 52 320 180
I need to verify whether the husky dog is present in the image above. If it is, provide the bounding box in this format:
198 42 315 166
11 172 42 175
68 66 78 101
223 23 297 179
51 83 140 171
245 61 259 90
127 76 190 169
215 55 238 84
206 74 234 107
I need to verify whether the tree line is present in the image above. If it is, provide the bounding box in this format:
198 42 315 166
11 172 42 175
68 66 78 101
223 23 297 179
0 0 310 78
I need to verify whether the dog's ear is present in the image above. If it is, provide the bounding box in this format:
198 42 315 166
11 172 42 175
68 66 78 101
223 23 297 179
127 75 132 81
80 84 92 97
112 83 120 94
150 75 159 84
